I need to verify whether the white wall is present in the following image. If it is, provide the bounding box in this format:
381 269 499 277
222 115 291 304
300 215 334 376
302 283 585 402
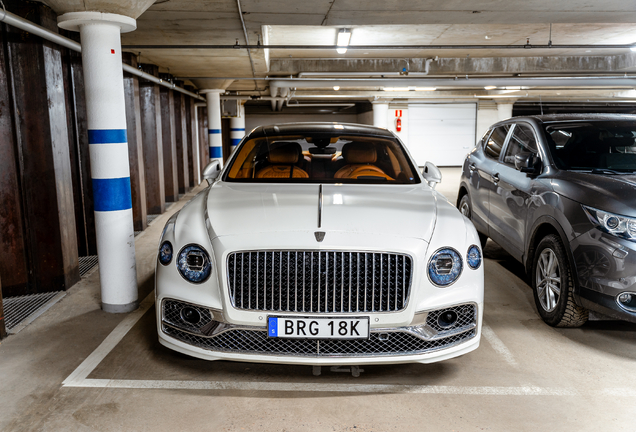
407 103 477 167
476 100 499 142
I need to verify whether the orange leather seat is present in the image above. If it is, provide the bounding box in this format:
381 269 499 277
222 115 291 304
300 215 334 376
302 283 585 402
256 143 309 179
334 143 393 180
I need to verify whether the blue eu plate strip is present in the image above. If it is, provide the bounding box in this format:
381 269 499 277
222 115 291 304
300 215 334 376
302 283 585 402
268 317 278 337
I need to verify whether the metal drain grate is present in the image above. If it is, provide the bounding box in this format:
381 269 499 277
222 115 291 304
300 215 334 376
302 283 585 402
4 291 64 332
147 214 160 224
79 255 99 277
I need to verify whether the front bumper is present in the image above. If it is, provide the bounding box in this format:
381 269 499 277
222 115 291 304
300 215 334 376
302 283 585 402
571 230 636 323
157 298 482 365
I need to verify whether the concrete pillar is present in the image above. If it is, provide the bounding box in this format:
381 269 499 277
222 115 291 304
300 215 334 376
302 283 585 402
230 102 246 152
372 102 389 128
497 102 515 121
122 53 147 232
201 89 224 165
159 74 178 203
139 63 165 215
58 12 138 313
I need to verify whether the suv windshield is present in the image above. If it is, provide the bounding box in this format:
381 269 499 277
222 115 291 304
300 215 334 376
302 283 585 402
224 131 420 184
544 121 636 172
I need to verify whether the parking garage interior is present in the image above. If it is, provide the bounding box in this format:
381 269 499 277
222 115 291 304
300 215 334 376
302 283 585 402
1 1 636 430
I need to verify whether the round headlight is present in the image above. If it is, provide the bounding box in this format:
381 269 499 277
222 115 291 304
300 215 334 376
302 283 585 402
158 241 173 265
177 245 212 283
467 245 482 270
428 248 462 287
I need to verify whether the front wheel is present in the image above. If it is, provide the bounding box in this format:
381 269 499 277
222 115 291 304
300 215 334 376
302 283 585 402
459 194 488 249
531 234 588 327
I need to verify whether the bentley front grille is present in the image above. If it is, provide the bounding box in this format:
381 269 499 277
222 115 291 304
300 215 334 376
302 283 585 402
227 251 412 313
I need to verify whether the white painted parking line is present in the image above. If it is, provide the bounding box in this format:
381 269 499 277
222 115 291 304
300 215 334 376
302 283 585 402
62 290 155 387
482 323 518 368
67 378 581 396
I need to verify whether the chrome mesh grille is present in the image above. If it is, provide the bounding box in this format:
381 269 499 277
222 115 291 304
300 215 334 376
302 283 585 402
162 299 213 334
427 304 477 333
227 251 412 313
163 325 475 357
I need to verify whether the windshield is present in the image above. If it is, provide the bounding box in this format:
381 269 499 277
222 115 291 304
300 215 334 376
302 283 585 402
544 121 636 172
224 131 420 184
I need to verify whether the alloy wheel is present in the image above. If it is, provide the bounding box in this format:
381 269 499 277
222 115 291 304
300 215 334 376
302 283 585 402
535 248 561 312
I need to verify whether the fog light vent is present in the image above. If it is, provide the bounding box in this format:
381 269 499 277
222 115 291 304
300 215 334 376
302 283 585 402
616 292 636 312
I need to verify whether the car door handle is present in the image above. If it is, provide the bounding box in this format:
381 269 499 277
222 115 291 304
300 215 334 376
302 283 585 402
492 173 499 183
469 163 476 172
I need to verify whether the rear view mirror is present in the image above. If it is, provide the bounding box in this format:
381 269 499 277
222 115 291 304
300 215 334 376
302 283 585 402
202 160 222 185
515 152 541 174
421 161 442 189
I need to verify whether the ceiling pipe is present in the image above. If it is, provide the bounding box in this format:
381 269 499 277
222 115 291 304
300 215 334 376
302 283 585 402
0 9 204 101
123 43 636 50
269 76 636 89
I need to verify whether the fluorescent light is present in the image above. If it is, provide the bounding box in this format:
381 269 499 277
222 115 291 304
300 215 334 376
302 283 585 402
336 29 351 54
484 85 497 90
631 46 636 52
333 86 340 91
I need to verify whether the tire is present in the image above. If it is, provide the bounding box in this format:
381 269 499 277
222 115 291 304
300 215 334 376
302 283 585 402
531 234 588 327
458 194 488 249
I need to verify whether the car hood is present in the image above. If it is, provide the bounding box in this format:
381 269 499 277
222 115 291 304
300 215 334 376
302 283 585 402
551 171 636 217
205 182 438 241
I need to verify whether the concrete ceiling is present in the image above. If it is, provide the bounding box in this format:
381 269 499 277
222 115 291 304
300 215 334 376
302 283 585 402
64 0 636 99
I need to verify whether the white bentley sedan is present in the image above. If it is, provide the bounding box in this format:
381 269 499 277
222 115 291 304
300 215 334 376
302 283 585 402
156 123 484 365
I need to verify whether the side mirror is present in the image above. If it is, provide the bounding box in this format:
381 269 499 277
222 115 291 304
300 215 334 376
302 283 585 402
421 161 442 189
202 160 222 185
515 152 541 174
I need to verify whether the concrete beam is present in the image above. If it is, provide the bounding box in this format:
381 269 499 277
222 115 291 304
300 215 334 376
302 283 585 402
270 52 636 76
41 0 156 19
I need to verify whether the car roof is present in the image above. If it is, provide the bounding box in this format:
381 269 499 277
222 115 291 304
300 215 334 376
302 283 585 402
505 113 636 125
246 122 396 139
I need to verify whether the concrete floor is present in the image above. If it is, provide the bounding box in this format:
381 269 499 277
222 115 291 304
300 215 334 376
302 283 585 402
2 170 636 432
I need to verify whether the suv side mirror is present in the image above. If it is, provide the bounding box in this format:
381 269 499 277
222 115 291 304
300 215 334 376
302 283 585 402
421 161 442 189
515 152 541 174
202 160 222 185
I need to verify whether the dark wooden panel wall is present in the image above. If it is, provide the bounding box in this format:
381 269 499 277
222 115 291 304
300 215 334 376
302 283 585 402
199 106 209 172
0 2 202 301
122 53 147 232
139 64 165 215
159 73 179 203
0 2 79 295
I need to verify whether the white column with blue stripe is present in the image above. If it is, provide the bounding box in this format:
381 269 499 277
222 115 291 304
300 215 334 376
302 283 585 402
201 89 224 165
229 102 245 152
59 12 139 313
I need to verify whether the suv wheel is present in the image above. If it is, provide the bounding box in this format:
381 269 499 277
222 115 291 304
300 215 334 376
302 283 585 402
458 194 488 249
532 234 588 327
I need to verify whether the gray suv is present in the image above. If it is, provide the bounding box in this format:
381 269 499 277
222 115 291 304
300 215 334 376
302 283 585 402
458 114 636 327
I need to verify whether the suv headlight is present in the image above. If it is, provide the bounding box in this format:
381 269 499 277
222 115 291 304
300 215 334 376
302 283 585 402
428 248 463 287
177 245 212 283
582 205 636 241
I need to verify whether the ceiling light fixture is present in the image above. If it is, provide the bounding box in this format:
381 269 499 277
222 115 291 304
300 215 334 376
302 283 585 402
383 87 436 92
336 29 351 54
631 45 636 52
333 86 340 91
484 85 497 90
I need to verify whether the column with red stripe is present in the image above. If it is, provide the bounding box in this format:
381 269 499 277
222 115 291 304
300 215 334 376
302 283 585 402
59 12 138 313
201 89 224 165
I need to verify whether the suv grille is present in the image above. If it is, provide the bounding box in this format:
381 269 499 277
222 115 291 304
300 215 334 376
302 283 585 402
227 251 412 313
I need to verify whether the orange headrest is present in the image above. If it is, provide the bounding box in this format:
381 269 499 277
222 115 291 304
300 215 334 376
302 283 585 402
268 142 301 164
342 142 377 164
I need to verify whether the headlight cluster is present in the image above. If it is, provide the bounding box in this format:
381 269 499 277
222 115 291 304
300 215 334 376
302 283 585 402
583 205 636 241
176 245 212 283
428 245 481 287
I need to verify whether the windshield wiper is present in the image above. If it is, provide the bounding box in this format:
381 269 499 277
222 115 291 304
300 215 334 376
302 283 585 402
591 168 623 175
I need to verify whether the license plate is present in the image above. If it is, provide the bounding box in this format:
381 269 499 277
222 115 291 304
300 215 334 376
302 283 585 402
268 316 370 340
